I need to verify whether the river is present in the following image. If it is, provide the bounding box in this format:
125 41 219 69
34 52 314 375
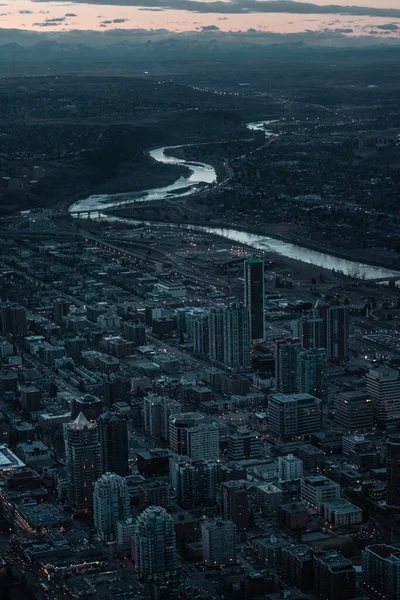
69 121 400 282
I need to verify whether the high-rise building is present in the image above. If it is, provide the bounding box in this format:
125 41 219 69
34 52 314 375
334 391 373 431
208 306 225 363
172 458 219 508
138 481 171 511
122 321 146 345
53 299 70 325
202 519 237 567
98 411 129 477
295 315 324 350
20 385 41 416
298 348 328 401
93 472 130 541
362 544 400 600
193 313 209 356
366 366 400 428
320 304 349 363
227 429 261 461
313 550 356 600
278 454 304 481
160 396 182 441
169 412 204 455
116 517 135 549
1 304 27 337
386 434 400 508
223 302 251 369
268 393 322 442
64 412 102 512
220 480 249 532
281 545 314 591
169 413 219 461
275 338 303 394
132 506 177 582
144 394 162 438
137 448 170 478
244 257 265 341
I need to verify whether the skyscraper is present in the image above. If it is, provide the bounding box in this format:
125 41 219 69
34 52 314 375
313 551 356 600
98 411 129 477
172 458 219 508
334 391 373 431
317 303 349 363
295 315 324 350
64 412 102 512
144 394 162 438
386 434 400 508
208 306 225 363
244 257 265 340
275 338 303 394
93 472 130 541
1 304 27 337
297 347 328 400
223 302 251 369
193 313 209 356
132 506 177 582
202 519 237 567
53 299 70 325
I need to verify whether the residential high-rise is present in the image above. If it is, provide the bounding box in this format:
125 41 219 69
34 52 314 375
169 412 204 455
281 545 314 591
223 302 251 369
318 304 349 363
278 454 303 481
208 306 225 363
53 299 70 325
220 480 249 532
244 257 265 341
64 412 102 512
362 544 400 600
202 519 237 567
275 338 303 394
172 458 219 508
193 313 209 356
313 550 356 600
132 506 177 582
137 448 170 478
93 472 130 541
268 393 322 442
169 412 219 461
160 396 182 441
98 411 129 477
144 394 162 438
334 391 373 431
366 366 400 428
386 434 400 508
295 315 324 350
0 304 27 337
298 348 328 401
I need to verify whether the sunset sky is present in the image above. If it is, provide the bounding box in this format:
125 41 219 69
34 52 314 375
1 0 399 40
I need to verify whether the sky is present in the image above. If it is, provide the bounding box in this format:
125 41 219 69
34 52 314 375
1 0 400 41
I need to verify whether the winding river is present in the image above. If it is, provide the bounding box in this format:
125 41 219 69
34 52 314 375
69 121 400 281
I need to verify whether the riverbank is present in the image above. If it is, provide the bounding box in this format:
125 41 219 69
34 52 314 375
107 206 400 276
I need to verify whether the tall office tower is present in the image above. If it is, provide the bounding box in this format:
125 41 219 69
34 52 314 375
220 480 249 532
98 411 129 477
366 366 400 428
64 412 102 512
193 313 209 356
275 338 303 394
297 347 328 401
20 385 41 416
223 302 251 369
132 506 177 582
160 396 182 441
244 257 265 341
319 304 349 363
278 454 304 481
169 412 204 455
103 376 130 408
202 519 237 567
144 394 162 438
173 459 219 508
208 306 225 363
1 304 27 337
93 472 130 542
386 434 400 508
137 448 170 478
313 551 356 600
362 544 400 600
187 423 220 461
334 391 373 431
53 299 70 325
268 393 322 442
295 315 324 350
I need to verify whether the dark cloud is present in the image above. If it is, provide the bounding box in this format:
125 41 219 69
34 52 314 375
29 1 400 18
65 13 78 17
19 10 33 14
101 18 129 24
33 16 68 27
201 25 219 31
